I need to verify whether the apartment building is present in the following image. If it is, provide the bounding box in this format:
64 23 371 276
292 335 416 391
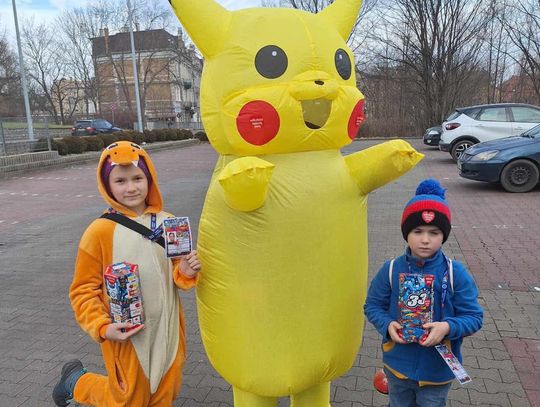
91 28 202 125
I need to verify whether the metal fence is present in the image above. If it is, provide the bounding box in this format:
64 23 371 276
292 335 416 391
145 120 204 131
0 117 70 156
0 116 205 156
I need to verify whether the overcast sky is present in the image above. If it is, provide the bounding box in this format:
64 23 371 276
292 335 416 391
0 0 262 42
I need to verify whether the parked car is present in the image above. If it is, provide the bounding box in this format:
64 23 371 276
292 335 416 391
423 125 442 146
457 123 540 193
439 103 540 162
71 119 122 136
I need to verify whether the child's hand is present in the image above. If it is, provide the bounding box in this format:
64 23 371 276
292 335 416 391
179 250 201 278
420 322 450 347
388 321 407 344
104 323 144 342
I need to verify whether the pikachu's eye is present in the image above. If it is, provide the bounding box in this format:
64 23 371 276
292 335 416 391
255 45 288 79
335 49 352 80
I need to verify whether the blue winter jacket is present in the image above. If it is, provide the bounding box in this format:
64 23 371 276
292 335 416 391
364 248 483 384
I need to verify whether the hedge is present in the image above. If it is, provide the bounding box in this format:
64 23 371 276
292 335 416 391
84 136 105 151
52 139 69 155
50 129 198 155
194 131 208 142
62 136 88 154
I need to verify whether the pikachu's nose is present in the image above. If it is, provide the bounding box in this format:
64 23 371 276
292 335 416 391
289 71 339 101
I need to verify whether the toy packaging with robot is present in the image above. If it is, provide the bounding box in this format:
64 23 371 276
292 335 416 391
104 261 144 329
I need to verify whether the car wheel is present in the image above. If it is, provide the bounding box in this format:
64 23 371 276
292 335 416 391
500 159 540 193
451 140 475 162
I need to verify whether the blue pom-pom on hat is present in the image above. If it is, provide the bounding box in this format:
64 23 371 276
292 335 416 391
401 178 452 242
415 178 446 199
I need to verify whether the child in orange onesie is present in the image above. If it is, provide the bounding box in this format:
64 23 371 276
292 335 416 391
52 141 201 407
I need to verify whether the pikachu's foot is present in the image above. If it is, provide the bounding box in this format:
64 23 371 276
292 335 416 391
290 382 331 407
233 387 277 407
219 157 275 212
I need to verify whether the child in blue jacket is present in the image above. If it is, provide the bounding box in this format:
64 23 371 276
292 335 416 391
364 179 483 407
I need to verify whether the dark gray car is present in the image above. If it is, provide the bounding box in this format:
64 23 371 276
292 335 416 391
71 119 122 136
423 126 442 146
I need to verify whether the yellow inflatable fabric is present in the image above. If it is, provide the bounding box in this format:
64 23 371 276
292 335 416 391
169 1 424 406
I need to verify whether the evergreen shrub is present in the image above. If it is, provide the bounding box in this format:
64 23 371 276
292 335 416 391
62 136 88 154
84 136 104 151
194 131 208 142
52 139 69 155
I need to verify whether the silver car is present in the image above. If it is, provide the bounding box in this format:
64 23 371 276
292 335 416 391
439 103 540 162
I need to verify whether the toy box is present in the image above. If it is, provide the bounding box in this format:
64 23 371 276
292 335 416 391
398 273 434 343
104 262 144 328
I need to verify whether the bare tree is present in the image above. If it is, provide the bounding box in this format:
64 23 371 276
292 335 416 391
0 33 23 117
21 19 72 123
261 0 379 59
484 0 511 103
58 7 109 118
132 0 174 31
500 0 540 104
107 49 173 122
372 0 491 130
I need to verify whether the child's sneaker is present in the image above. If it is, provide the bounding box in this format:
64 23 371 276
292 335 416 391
52 359 87 406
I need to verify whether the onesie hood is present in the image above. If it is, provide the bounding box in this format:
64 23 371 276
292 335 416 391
96 141 163 216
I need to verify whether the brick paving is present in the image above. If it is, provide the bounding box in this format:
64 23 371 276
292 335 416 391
0 139 538 406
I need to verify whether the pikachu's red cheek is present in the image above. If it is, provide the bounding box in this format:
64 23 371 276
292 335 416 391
236 101 280 146
348 99 365 139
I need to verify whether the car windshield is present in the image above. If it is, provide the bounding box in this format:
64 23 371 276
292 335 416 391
521 124 540 138
95 119 113 128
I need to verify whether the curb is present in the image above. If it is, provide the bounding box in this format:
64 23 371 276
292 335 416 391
0 139 201 178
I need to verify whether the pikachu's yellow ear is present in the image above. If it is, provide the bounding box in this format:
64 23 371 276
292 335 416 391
169 0 231 57
318 0 363 40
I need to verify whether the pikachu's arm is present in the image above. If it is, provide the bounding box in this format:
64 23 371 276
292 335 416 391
218 156 275 212
344 140 424 195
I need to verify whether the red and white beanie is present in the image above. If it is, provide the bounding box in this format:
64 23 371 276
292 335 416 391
401 179 452 243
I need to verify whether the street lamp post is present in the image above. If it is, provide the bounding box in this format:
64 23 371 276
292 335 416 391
126 0 144 132
11 0 34 140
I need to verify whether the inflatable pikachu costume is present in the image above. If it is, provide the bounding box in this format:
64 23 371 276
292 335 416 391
169 1 423 406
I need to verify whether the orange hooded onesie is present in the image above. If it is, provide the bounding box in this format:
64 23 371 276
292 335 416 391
69 141 197 406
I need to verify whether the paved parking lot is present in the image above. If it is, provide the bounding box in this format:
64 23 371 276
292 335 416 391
0 138 538 406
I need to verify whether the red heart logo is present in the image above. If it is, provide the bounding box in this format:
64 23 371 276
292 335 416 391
422 211 435 223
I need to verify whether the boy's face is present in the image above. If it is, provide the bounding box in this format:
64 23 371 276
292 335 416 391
108 164 149 215
407 225 444 259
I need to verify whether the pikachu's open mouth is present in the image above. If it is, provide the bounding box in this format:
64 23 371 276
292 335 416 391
302 99 332 129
